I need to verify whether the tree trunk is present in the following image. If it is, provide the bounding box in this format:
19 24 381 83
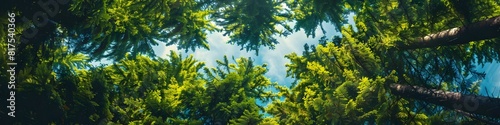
397 16 500 50
389 83 500 118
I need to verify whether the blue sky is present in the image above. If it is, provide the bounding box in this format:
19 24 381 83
476 62 500 97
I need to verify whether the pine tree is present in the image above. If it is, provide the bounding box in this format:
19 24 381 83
202 56 276 124
67 0 216 60
390 83 500 118
397 16 500 50
287 0 348 37
211 0 292 55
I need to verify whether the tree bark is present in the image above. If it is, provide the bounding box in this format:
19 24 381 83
389 83 500 118
397 16 500 50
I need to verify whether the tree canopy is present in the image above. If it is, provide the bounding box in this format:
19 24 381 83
2 0 500 124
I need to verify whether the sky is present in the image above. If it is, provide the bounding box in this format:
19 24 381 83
476 62 500 97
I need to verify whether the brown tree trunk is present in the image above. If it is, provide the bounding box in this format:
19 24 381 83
397 16 500 50
389 83 500 118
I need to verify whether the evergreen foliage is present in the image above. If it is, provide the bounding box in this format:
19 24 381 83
1 0 500 124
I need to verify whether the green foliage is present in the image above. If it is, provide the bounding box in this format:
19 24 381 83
51 46 90 73
267 0 500 122
287 0 348 37
267 38 398 124
68 0 215 60
213 0 292 55
202 56 276 123
4 0 500 124
2 44 114 124
350 0 500 95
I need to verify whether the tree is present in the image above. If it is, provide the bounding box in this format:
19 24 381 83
96 52 276 124
101 51 207 124
397 16 500 50
266 39 412 124
266 0 500 123
349 2 500 122
201 56 276 124
287 0 349 37
211 0 292 55
4 0 500 124
390 83 500 118
67 0 216 60
0 44 110 124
